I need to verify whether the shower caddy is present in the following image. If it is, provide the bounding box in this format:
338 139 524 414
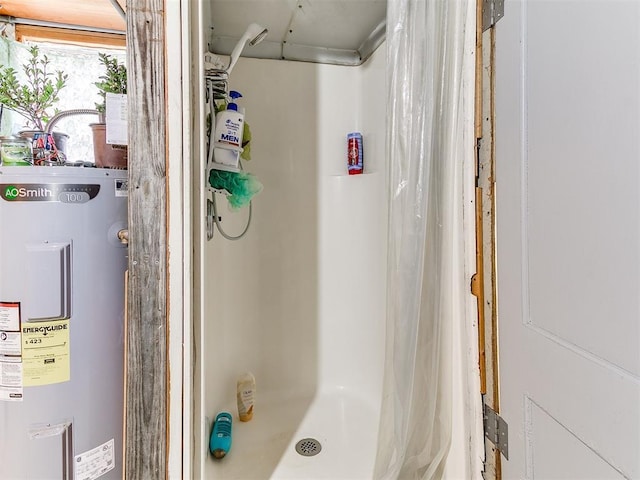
204 64 254 241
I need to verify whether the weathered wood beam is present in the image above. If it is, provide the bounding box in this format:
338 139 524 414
15 24 126 48
125 0 167 478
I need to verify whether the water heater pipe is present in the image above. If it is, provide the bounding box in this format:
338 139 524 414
46 109 100 134
117 229 129 245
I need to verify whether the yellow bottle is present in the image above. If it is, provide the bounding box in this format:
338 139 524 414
237 372 255 422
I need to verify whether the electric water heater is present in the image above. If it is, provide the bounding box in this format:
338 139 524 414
0 166 127 480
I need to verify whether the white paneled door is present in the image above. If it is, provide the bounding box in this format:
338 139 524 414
495 1 640 478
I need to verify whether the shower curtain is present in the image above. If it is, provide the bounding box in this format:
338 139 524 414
374 0 475 479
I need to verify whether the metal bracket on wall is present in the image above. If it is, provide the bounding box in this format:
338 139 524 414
483 0 505 31
484 403 509 460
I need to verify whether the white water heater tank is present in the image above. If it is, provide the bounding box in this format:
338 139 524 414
0 166 128 479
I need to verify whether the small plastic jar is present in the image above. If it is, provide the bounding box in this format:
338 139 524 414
0 136 33 166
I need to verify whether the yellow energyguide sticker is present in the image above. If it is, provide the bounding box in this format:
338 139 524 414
22 320 70 386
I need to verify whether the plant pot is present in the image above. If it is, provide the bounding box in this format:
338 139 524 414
19 130 69 153
19 130 69 164
90 123 128 169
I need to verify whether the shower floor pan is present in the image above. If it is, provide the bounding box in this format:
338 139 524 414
207 388 380 479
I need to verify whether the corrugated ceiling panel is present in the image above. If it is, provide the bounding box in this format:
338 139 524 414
208 0 386 66
286 0 385 50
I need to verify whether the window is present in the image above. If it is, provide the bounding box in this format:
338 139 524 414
0 32 125 163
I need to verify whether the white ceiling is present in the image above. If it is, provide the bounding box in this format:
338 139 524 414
207 0 387 66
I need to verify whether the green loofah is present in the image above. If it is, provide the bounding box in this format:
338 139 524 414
209 168 263 210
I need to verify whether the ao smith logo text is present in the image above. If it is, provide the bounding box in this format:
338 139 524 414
4 185 53 200
0 183 101 203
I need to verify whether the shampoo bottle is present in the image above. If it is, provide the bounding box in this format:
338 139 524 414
209 411 233 459
213 90 244 168
236 372 256 422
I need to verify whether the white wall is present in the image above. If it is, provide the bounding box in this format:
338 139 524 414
204 58 321 410
203 46 387 408
316 50 387 401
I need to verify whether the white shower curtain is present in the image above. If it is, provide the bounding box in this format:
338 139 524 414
374 1 474 479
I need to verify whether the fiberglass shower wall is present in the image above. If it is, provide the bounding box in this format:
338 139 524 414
196 45 388 478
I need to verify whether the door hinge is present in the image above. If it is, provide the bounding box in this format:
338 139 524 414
484 403 509 459
482 0 504 31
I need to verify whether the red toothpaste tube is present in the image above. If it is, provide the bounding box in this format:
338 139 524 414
347 132 363 175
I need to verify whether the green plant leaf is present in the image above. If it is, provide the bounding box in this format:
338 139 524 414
0 44 68 130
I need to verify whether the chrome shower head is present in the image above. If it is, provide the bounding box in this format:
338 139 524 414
227 23 269 75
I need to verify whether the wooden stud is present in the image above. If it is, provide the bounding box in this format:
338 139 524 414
475 0 484 140
479 24 502 480
489 26 502 479
16 24 127 48
125 0 168 479
122 270 128 477
15 24 126 48
474 187 487 395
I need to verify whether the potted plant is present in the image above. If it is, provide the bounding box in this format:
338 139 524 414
92 53 128 168
0 45 69 154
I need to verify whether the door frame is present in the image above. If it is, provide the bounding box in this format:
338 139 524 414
473 0 502 478
123 0 191 478
126 0 491 477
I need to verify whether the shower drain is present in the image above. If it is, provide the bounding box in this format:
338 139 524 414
295 438 322 457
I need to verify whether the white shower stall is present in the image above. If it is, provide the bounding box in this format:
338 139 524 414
184 1 482 479
198 48 387 480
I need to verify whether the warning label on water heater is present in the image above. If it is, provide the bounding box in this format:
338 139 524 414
0 302 23 401
74 438 115 480
0 359 23 401
22 319 70 386
0 302 20 330
115 179 128 197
